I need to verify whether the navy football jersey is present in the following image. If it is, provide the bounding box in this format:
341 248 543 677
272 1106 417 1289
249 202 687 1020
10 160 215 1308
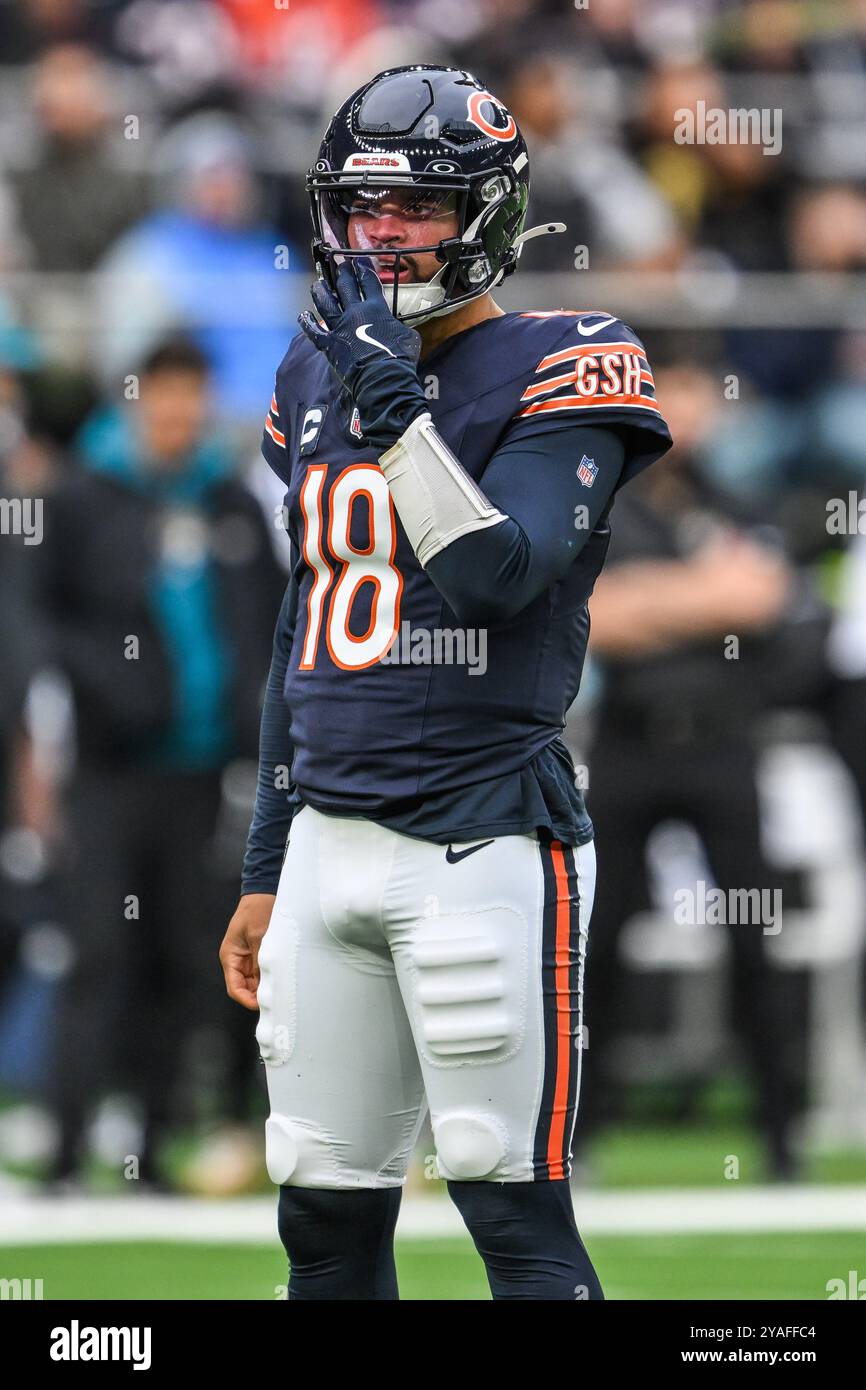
259 309 672 846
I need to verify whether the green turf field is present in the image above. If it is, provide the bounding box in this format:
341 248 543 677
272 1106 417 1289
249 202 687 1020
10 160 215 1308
2 1233 861 1300
3 1081 865 1301
5 1074 866 1191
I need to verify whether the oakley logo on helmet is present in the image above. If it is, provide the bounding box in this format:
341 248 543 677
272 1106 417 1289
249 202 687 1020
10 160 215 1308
466 91 517 142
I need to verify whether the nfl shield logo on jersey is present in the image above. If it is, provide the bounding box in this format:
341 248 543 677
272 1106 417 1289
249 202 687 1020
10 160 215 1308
577 455 598 487
350 407 363 439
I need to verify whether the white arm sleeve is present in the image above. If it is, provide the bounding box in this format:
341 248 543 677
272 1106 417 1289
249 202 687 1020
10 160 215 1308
377 411 507 568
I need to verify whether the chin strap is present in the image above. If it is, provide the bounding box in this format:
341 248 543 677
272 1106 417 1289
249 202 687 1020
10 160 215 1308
512 222 567 251
395 222 568 324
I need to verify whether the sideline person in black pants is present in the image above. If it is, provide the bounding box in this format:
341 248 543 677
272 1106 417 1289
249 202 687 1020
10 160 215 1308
38 340 284 1186
579 363 808 1179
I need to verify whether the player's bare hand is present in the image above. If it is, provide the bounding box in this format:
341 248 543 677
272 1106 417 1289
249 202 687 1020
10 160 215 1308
220 893 276 1010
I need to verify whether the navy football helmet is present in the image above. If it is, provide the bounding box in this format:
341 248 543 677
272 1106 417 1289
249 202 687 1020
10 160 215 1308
306 65 562 324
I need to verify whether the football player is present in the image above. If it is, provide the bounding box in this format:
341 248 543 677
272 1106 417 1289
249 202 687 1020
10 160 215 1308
220 64 672 1301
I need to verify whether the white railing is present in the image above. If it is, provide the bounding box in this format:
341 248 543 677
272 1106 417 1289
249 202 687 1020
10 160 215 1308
4 270 866 365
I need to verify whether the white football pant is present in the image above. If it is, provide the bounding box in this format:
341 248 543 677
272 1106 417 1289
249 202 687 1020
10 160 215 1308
256 804 596 1188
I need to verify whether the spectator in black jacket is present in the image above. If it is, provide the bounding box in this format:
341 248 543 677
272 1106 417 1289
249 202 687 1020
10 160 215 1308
38 337 285 1188
11 44 149 272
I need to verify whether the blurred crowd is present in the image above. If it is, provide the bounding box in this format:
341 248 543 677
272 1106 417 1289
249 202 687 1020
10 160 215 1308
0 0 865 1192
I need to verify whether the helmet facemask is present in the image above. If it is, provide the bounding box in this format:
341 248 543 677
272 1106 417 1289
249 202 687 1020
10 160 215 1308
307 169 518 324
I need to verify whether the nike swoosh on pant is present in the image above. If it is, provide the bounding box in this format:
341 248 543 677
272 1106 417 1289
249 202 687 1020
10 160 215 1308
445 839 495 864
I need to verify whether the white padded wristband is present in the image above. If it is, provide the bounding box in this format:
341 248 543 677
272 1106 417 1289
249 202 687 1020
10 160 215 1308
378 411 506 568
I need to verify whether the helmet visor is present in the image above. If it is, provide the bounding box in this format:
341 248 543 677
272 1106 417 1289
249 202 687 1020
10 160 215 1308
317 181 462 256
336 184 458 222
